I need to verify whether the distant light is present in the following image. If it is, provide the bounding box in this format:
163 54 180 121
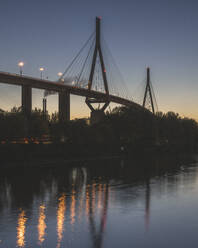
58 72 63 77
18 62 24 67
18 62 24 76
39 67 44 79
104 69 106 72
98 16 102 19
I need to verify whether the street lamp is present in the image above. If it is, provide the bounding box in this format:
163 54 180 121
39 67 44 79
57 72 64 82
57 72 63 77
18 61 24 76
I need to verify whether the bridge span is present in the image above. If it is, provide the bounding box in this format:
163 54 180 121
0 71 142 121
0 18 156 123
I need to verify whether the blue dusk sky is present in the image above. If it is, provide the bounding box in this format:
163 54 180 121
0 0 197 119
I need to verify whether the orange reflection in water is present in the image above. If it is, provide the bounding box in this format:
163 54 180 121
78 190 84 221
38 205 47 244
17 209 27 247
57 194 66 248
70 188 76 225
92 183 96 212
97 184 102 209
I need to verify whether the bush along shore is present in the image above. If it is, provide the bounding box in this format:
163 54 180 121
0 106 197 166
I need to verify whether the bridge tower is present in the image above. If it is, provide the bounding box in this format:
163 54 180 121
59 91 70 122
85 17 110 124
143 67 155 114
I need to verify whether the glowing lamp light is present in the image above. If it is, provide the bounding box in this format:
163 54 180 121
18 62 24 67
39 67 44 79
57 72 63 77
18 61 24 76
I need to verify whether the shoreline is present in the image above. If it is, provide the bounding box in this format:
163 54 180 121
0 143 197 169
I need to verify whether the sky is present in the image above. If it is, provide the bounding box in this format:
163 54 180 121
0 0 197 119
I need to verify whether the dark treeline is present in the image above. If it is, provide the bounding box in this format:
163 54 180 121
0 106 198 154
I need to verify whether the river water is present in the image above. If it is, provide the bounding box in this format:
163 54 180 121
0 155 198 248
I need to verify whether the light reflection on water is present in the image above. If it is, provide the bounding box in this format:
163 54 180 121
38 205 46 245
70 188 76 226
0 156 198 248
17 210 27 247
57 194 66 248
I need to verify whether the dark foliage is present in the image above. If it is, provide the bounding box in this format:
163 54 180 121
0 106 197 152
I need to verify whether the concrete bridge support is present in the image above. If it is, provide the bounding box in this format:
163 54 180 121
22 85 32 117
58 91 70 122
90 110 106 125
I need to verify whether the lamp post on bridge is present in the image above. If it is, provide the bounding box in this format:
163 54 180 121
58 72 63 77
57 72 64 82
18 61 24 76
39 67 44 79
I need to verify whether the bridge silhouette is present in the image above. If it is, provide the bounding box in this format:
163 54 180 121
0 17 157 123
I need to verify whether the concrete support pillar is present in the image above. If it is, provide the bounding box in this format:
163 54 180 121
22 85 32 117
90 109 105 125
58 91 70 122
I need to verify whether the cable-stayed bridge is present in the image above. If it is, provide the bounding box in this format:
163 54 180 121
0 17 157 123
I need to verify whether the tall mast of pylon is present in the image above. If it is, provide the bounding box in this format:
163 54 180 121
86 17 110 119
142 67 155 114
87 17 109 95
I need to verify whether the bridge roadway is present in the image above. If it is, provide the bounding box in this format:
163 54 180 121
0 71 142 115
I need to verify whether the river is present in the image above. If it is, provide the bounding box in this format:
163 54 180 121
0 155 198 247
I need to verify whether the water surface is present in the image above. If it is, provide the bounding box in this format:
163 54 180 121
0 156 198 247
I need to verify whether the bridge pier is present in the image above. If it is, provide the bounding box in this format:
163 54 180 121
22 85 32 117
58 91 70 122
90 110 106 125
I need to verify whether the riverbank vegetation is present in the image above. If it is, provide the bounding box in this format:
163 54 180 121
0 106 197 154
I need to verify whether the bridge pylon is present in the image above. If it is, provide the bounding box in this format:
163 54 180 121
59 91 70 122
142 67 156 114
85 17 110 124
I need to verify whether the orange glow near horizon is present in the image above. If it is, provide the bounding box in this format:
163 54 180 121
0 85 198 121
17 210 27 247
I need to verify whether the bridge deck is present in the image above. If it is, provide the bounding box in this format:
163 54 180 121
0 71 142 109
